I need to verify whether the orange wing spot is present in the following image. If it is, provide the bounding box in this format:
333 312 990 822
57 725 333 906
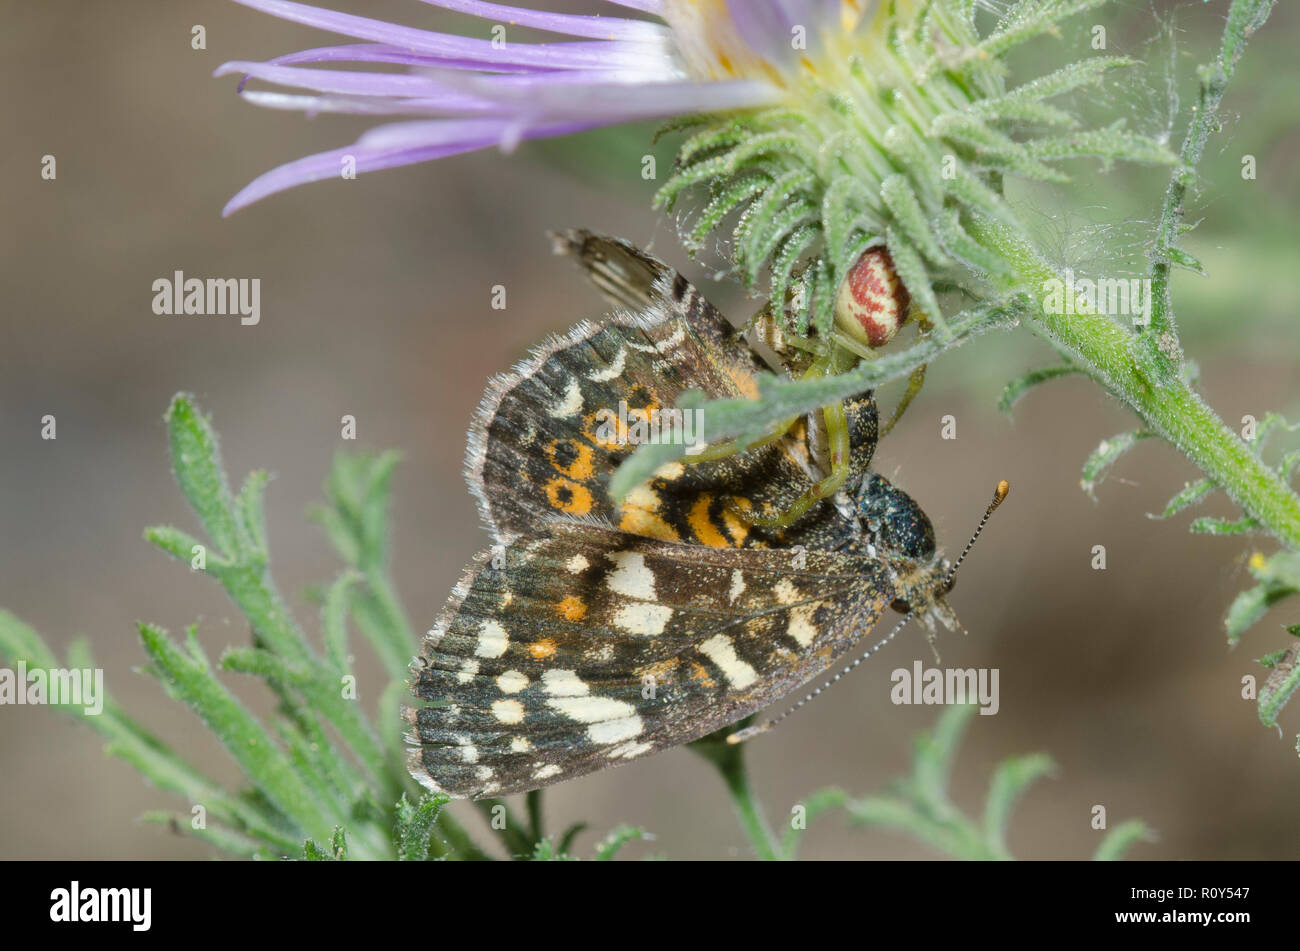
688 493 731 548
720 506 752 547
557 595 587 621
689 662 716 688
528 638 557 661
544 476 594 516
545 438 595 481
640 658 681 685
726 368 761 399
618 506 681 542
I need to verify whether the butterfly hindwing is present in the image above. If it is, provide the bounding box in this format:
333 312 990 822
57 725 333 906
465 231 868 550
406 518 896 798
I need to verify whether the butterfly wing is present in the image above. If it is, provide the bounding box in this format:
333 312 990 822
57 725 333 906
407 519 896 798
465 231 871 550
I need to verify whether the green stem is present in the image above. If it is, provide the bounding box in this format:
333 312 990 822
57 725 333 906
1148 0 1277 357
971 215 1300 551
690 733 780 861
721 755 780 861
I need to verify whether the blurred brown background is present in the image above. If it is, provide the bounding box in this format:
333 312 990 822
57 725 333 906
2 0 1298 859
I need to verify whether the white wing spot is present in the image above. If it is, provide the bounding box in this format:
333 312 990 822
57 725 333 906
624 482 662 513
774 578 800 605
698 634 757 689
475 620 509 658
496 670 528 694
729 569 746 603
548 695 637 724
541 669 589 697
587 715 644 745
510 736 532 753
491 698 525 724
608 739 654 759
548 378 584 418
787 604 818 647
533 764 562 780
566 554 589 574
456 658 479 684
587 347 627 382
605 550 657 599
613 602 673 637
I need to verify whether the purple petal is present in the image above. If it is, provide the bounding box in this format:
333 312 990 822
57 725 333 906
262 43 538 73
411 0 669 42
223 118 595 215
228 0 670 71
237 89 508 117
604 0 664 13
451 75 779 122
215 61 498 105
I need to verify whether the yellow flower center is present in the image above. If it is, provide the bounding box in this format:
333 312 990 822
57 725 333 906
660 0 879 86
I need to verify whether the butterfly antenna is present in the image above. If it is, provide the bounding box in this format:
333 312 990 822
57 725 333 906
727 480 1010 745
943 479 1010 590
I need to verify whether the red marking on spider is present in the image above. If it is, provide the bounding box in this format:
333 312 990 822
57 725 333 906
834 248 911 348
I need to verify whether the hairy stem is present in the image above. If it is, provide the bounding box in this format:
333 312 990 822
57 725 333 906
971 215 1300 551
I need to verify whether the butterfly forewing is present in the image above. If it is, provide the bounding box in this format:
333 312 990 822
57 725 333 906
407 519 896 798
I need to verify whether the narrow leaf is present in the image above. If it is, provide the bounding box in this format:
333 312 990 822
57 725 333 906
998 365 1079 414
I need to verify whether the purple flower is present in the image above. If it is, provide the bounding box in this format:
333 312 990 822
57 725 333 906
216 0 870 214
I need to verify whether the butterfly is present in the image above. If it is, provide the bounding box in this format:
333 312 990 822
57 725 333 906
405 230 988 799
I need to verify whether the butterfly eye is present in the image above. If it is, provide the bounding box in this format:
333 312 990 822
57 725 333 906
833 247 911 349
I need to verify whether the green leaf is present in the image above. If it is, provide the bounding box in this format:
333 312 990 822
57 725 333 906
782 786 849 860
557 822 588 856
982 754 1055 859
1224 575 1296 648
1150 480 1215 520
1092 820 1155 861
530 838 576 861
1258 644 1300 730
140 812 268 859
976 0 1110 60
322 571 360 672
984 56 1137 107
997 365 1080 414
1157 246 1206 277
1080 430 1154 499
138 621 338 845
913 703 977 811
846 794 975 857
1023 120 1179 171
395 793 451 861
1188 515 1262 536
594 825 650 861
165 393 244 560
